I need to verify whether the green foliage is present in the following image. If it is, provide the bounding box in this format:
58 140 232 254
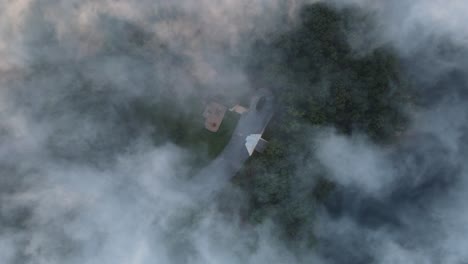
131 2 411 249
133 95 239 167
249 3 408 142
237 2 410 244
313 177 336 202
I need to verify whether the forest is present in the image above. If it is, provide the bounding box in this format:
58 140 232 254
238 3 409 246
5 1 468 263
137 2 410 248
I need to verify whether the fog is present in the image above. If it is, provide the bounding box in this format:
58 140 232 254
0 1 306 263
1 0 468 264
311 1 468 263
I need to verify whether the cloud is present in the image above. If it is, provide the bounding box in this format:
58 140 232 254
3 0 468 263
314 130 395 196
0 1 318 263
298 2 468 263
328 0 468 52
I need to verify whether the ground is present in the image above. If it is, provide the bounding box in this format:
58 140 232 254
133 96 240 167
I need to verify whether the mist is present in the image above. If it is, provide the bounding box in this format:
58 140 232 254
308 1 468 263
0 1 305 263
1 1 468 264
